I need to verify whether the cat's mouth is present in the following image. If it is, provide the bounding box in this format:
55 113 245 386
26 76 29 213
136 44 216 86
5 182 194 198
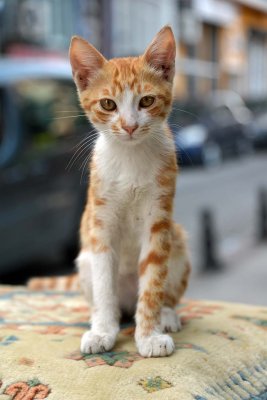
114 132 142 143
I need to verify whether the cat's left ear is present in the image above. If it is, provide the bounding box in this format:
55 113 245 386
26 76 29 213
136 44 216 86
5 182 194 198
143 26 176 82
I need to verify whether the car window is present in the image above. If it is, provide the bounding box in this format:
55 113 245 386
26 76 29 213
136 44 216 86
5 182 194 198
15 78 86 136
0 78 93 183
0 78 91 172
211 106 235 125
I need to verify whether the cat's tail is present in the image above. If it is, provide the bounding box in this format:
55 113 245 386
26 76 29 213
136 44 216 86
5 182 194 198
27 273 80 291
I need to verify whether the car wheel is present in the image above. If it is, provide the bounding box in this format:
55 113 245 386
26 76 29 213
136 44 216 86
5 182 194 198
201 142 223 167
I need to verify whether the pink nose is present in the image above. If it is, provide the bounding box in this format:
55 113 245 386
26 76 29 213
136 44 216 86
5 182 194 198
122 123 138 136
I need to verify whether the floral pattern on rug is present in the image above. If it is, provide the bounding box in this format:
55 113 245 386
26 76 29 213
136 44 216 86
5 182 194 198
177 301 223 324
66 349 144 368
0 290 89 336
231 315 267 330
65 340 209 369
175 342 208 353
18 357 35 366
0 335 19 346
207 330 236 341
3 379 50 400
138 376 173 393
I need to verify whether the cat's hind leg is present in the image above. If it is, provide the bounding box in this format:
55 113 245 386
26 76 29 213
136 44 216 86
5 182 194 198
160 306 181 333
160 223 191 333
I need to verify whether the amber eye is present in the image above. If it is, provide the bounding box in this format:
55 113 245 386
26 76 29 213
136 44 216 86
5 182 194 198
100 98 117 111
139 96 155 108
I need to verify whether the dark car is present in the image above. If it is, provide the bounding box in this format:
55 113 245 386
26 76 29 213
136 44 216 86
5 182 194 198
0 58 93 278
169 91 253 166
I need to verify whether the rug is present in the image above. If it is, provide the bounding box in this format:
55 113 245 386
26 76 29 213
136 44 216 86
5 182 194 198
0 285 266 399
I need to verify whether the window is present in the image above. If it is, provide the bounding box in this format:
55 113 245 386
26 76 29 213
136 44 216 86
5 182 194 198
15 79 85 138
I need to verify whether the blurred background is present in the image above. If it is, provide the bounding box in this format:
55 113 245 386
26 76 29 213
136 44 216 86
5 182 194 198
0 0 266 305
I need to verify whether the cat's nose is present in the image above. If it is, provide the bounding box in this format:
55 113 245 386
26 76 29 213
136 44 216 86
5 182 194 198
122 123 139 136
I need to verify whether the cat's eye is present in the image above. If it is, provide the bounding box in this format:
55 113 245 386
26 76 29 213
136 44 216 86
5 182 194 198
100 98 117 111
139 96 155 108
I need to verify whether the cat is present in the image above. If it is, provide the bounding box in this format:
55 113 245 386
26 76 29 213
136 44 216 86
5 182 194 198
29 26 191 358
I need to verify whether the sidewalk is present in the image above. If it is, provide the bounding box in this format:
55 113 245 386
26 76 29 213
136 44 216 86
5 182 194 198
186 243 267 306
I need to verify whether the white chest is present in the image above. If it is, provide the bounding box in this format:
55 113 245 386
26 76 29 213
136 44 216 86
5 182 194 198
93 133 170 238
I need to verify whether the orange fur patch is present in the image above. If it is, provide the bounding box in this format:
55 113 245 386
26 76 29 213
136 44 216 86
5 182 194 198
151 220 171 234
159 195 173 213
94 198 106 206
90 236 109 253
83 99 98 111
139 251 168 276
164 293 177 307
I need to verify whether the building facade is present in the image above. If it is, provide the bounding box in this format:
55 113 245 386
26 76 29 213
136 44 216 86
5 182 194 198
175 0 267 100
1 0 267 101
0 0 104 56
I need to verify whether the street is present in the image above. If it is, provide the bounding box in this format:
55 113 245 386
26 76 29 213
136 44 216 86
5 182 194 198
174 153 267 305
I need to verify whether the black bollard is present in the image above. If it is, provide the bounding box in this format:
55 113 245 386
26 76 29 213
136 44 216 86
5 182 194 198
258 188 267 241
200 208 222 271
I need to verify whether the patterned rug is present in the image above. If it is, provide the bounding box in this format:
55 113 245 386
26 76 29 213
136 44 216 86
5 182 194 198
0 285 266 400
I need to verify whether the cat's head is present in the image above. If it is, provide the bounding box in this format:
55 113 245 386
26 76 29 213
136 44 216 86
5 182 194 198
69 26 176 144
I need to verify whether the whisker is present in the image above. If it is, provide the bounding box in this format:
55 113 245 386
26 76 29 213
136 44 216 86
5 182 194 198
72 131 99 149
168 122 184 130
150 129 195 166
68 128 115 175
173 136 195 166
170 106 199 119
66 137 98 171
66 132 99 170
53 114 87 120
80 150 94 184
55 110 85 113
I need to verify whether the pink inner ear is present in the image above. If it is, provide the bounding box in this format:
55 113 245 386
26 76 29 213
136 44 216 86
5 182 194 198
144 27 176 81
69 37 106 91
76 68 90 91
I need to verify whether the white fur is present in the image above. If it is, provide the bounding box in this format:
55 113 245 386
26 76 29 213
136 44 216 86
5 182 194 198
160 306 181 333
81 331 117 353
137 334 175 357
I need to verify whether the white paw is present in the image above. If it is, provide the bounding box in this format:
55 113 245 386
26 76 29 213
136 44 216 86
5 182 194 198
136 334 175 357
80 330 116 354
160 307 182 333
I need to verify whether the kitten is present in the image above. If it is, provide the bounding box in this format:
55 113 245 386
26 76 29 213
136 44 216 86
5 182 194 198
30 26 191 358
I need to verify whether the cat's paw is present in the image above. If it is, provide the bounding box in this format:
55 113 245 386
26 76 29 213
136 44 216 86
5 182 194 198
80 330 116 354
136 334 175 357
160 306 181 333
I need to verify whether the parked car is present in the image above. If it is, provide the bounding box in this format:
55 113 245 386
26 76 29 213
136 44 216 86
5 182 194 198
169 91 253 166
0 58 94 278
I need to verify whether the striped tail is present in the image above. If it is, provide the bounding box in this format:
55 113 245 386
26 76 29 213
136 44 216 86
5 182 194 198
27 273 80 291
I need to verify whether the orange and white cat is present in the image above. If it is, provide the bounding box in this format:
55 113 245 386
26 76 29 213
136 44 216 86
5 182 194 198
30 26 191 358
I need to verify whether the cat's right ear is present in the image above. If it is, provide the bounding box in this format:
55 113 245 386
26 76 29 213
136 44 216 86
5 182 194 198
69 36 107 92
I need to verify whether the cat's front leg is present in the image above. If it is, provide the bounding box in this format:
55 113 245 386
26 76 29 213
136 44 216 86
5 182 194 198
79 250 120 354
135 222 174 357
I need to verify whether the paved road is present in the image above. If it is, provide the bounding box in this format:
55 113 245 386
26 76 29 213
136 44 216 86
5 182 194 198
173 153 267 305
187 244 267 306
